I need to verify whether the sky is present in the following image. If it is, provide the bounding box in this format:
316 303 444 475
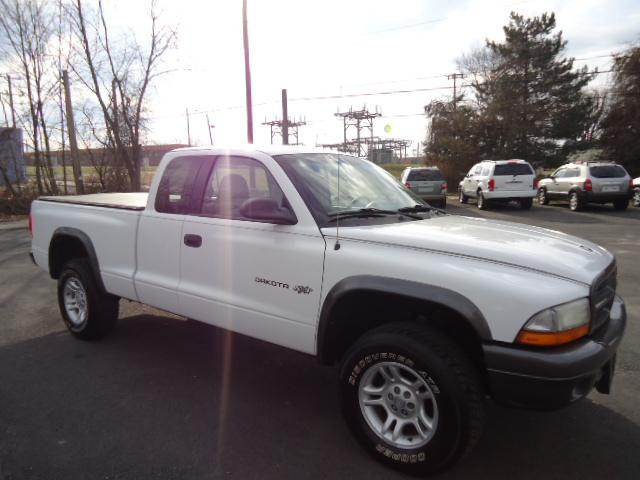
106 0 640 154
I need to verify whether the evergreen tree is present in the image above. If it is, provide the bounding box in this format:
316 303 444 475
600 45 640 175
467 12 594 165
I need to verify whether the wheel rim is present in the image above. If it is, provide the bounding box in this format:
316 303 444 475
569 193 577 210
477 193 483 208
63 276 88 326
358 361 439 449
539 189 546 204
459 190 464 202
634 190 640 207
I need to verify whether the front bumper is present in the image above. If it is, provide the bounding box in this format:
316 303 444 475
483 296 626 410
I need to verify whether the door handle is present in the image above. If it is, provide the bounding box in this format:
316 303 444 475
183 234 202 248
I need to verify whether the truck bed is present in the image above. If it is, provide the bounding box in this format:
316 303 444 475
39 192 148 211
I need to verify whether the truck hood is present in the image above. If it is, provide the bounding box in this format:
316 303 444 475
324 215 613 285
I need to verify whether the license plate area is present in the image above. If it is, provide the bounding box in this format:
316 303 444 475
602 186 620 192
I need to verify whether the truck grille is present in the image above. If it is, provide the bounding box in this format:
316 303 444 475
591 261 617 333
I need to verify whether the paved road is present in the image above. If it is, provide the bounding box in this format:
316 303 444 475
1 201 639 480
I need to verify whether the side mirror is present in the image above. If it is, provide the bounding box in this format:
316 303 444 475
239 198 297 225
549 175 556 180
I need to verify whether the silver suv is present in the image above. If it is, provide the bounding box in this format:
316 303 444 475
400 166 447 208
538 161 633 211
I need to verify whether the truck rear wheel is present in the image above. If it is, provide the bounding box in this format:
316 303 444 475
57 258 119 340
339 323 486 475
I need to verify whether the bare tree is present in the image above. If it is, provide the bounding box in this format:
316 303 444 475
0 0 60 195
68 0 175 191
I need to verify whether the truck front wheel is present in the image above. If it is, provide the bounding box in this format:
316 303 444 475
57 258 119 340
339 323 486 475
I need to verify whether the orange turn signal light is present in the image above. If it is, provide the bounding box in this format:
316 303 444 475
516 324 589 346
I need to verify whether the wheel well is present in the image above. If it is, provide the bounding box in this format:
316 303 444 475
319 290 486 376
49 234 89 279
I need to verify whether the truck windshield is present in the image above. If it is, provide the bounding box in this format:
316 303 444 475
273 153 426 225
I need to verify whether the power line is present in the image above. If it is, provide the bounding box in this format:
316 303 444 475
147 68 617 122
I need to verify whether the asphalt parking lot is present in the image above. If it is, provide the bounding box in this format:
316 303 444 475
1 199 639 480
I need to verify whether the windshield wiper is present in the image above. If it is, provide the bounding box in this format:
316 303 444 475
328 207 423 222
398 204 446 215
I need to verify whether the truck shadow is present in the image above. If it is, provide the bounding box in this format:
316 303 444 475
1 314 639 479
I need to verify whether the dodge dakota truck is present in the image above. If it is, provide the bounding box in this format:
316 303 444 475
30 146 626 475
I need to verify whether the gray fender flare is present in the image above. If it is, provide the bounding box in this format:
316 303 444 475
316 275 492 363
49 227 106 292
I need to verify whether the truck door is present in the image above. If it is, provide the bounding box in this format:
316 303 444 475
177 153 326 355
134 155 208 314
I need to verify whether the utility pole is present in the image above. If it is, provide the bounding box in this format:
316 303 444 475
186 108 192 145
59 73 68 194
206 113 214 145
281 89 289 145
447 73 464 111
242 0 254 143
62 70 84 194
6 74 17 128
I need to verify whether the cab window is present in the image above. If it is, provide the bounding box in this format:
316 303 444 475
200 156 288 220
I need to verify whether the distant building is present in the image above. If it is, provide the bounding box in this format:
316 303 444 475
0 127 26 186
24 144 189 168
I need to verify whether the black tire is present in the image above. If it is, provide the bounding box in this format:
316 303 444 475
633 188 640 208
339 323 486 476
440 197 447 209
613 199 628 211
538 188 549 205
477 190 487 210
520 198 533 210
57 258 119 340
569 191 584 212
458 189 468 204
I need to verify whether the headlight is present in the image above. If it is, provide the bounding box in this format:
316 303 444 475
516 298 590 346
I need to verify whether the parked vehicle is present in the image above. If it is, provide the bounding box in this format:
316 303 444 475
633 177 640 207
458 159 537 210
400 166 447 208
538 161 633 211
30 146 626 475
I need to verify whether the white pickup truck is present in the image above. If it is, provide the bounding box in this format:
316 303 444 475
30 146 626 475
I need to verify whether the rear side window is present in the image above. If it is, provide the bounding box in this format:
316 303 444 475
155 157 202 214
589 165 627 178
493 163 533 176
407 169 444 181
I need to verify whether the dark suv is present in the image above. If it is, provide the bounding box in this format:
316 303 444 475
400 166 447 208
538 162 633 211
